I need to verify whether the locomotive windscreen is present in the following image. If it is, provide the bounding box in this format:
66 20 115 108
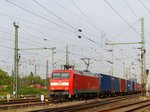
52 72 70 79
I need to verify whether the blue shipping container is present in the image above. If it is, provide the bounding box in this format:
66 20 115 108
138 83 140 91
132 82 134 92
111 77 120 92
126 80 131 92
100 74 111 92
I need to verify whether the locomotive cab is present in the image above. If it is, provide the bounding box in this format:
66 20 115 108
49 70 73 98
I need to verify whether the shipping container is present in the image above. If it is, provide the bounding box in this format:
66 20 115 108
100 74 111 92
126 80 131 92
120 79 126 92
131 81 134 92
134 82 138 92
111 77 120 92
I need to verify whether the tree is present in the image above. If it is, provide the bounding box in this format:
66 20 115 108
21 72 46 87
0 69 11 85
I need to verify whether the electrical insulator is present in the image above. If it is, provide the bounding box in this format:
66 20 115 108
78 29 82 32
78 35 82 38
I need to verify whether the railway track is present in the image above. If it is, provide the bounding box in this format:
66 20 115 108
0 98 41 104
97 98 150 112
0 97 53 110
0 96 51 104
0 96 78 110
126 102 150 112
28 94 140 112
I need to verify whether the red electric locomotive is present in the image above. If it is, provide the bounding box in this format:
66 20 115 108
49 69 99 98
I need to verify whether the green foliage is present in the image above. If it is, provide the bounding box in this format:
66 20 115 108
18 87 46 95
18 87 38 94
21 75 46 86
0 69 11 85
0 85 11 93
0 69 48 95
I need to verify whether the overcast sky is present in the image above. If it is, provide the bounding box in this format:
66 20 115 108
0 0 150 84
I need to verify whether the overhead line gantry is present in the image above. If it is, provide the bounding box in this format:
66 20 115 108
106 17 147 95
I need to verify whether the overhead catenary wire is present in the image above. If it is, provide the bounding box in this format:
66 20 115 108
1 0 141 77
70 0 112 43
124 0 150 45
0 27 105 67
0 12 75 36
70 0 100 32
0 44 13 50
103 0 142 63
70 0 141 58
49 0 120 52
0 13 81 47
51 0 105 40
110 19 140 41
69 0 141 61
124 0 150 42
8 0 139 59
0 26 71 49
33 0 77 32
19 25 100 50
5 0 136 60
0 24 14 60
0 12 97 48
19 45 94 68
51 0 90 25
0 23 13 44
138 0 150 46
0 13 102 48
70 0 141 61
6 0 76 33
0 28 63 62
34 0 105 46
104 0 140 36
139 0 150 13
0 30 47 48
124 0 139 19
33 0 100 45
6 0 100 45
123 0 150 50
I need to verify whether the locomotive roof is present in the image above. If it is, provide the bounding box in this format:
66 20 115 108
52 69 97 77
73 70 97 77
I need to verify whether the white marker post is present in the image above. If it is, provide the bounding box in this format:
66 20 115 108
41 95 44 103
7 94 10 102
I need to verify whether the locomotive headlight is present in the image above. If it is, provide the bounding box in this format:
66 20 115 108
62 82 69 86
65 87 69 90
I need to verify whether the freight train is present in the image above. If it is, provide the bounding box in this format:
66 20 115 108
49 69 141 98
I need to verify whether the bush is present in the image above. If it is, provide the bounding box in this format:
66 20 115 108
18 87 47 95
0 85 11 93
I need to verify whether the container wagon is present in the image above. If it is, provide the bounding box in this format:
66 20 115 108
126 80 132 94
99 74 111 96
131 81 135 93
111 77 120 95
120 78 126 95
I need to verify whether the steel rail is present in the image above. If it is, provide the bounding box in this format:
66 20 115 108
29 94 140 112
